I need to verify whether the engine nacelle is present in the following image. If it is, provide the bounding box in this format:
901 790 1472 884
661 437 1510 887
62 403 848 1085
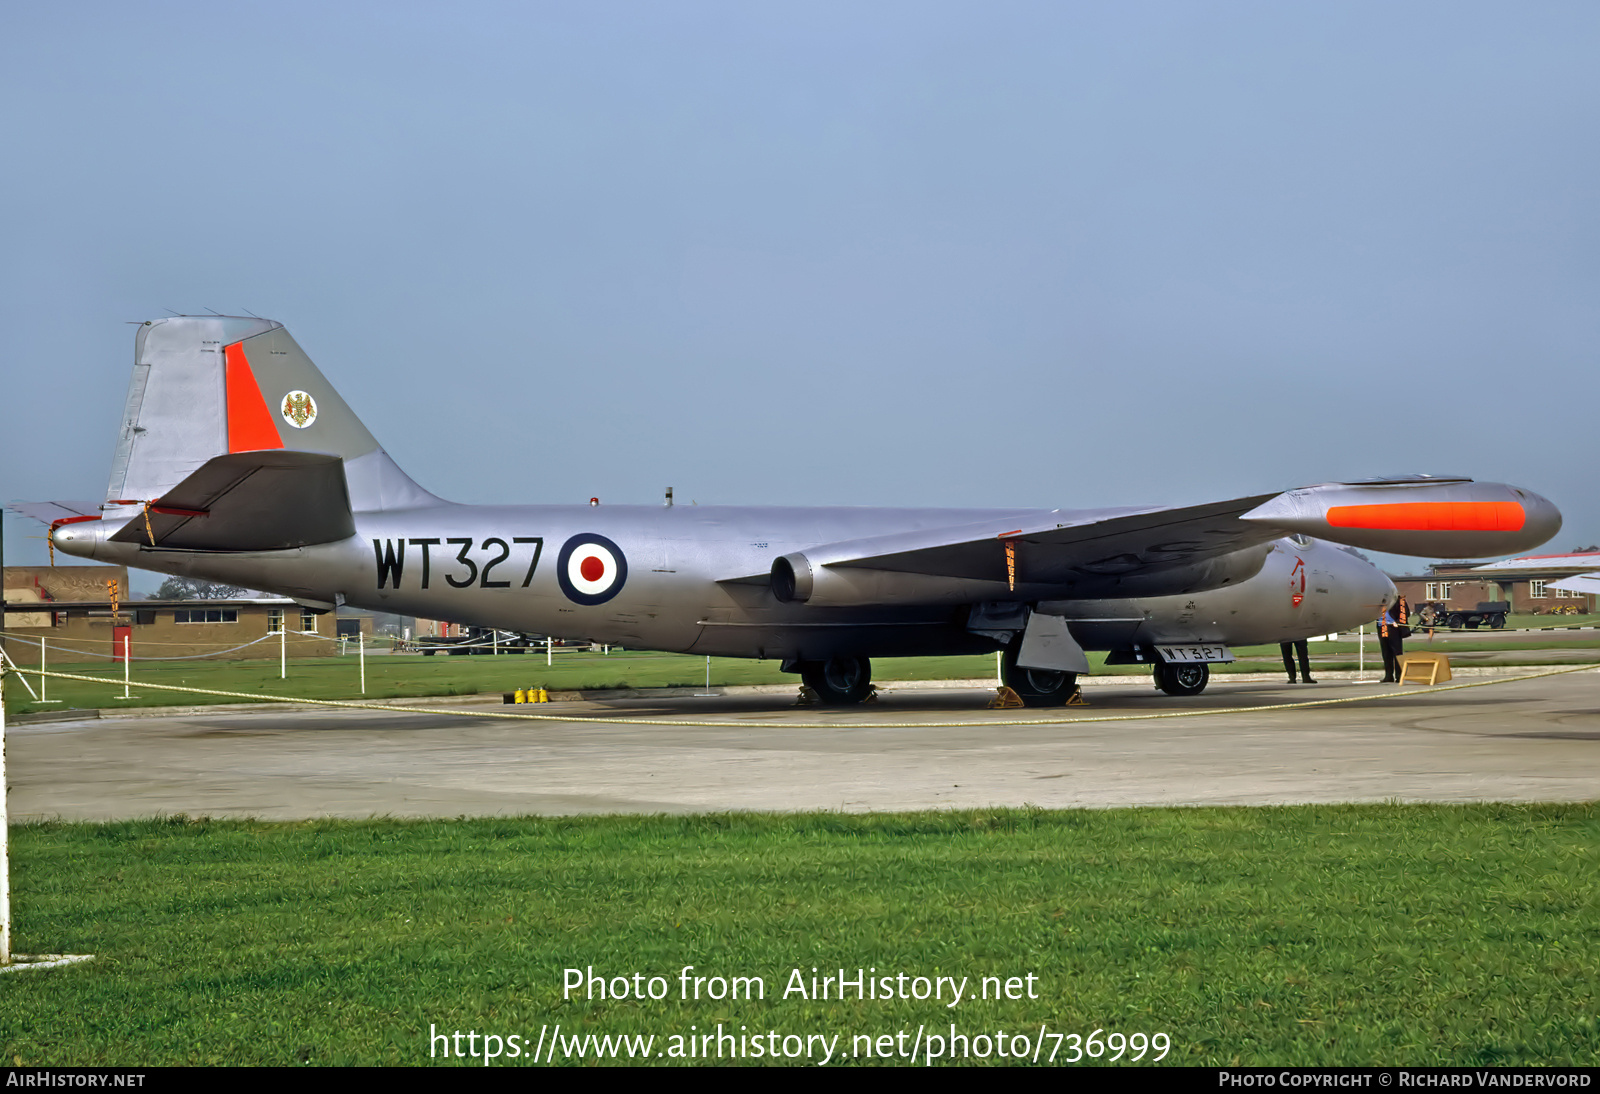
770 542 1273 608
770 551 1011 608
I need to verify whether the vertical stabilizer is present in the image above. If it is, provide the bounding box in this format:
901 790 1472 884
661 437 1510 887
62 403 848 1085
105 316 437 515
107 316 278 505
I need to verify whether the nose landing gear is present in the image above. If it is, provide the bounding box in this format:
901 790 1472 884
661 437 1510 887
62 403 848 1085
1153 661 1210 696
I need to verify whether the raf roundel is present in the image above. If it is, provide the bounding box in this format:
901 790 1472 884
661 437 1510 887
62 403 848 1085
556 533 628 606
281 390 318 429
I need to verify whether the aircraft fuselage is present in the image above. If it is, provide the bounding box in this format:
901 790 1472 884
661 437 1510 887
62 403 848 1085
55 502 1394 662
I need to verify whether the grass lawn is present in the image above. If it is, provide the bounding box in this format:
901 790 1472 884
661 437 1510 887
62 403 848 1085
1504 612 1600 629
1 806 1595 1066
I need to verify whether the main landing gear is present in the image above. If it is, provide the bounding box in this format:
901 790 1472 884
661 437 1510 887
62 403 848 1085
1153 661 1209 697
1000 646 1079 708
799 655 875 706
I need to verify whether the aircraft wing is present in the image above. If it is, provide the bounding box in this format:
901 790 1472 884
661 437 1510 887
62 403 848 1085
827 493 1282 584
757 477 1561 601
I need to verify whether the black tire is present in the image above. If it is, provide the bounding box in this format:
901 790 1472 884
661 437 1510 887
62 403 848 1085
1000 647 1078 707
1448 614 1465 628
1490 615 1505 630
1154 661 1210 697
800 655 874 706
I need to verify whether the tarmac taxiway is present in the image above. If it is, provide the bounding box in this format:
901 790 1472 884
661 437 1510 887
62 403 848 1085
7 668 1597 820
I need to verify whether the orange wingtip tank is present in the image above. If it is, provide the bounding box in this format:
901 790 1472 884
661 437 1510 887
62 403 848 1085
1325 501 1526 532
1243 479 1559 559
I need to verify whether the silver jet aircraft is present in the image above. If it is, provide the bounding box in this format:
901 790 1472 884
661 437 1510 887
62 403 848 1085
17 317 1562 705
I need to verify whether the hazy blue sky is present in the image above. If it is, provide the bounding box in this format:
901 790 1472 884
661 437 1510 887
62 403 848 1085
4 2 1596 590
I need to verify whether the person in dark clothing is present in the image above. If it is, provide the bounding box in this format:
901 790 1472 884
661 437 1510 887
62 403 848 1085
1378 595 1410 683
1280 640 1316 683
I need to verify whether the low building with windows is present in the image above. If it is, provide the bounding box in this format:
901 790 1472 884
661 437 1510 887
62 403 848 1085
1391 551 1599 616
2 565 371 664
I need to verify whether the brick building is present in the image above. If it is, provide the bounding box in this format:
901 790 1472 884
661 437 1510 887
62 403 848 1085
2 565 370 664
1390 551 1598 617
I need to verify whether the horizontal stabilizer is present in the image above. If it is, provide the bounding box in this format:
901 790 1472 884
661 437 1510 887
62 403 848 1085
108 451 355 551
7 500 104 525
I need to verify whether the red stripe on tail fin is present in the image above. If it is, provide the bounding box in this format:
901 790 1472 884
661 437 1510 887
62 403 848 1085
224 343 285 452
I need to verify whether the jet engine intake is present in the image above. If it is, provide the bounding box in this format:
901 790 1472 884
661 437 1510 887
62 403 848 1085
771 553 1039 608
770 553 813 603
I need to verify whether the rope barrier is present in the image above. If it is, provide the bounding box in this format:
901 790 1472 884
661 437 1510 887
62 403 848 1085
404 637 598 654
0 627 588 657
0 631 282 660
5 662 1595 730
0 627 393 659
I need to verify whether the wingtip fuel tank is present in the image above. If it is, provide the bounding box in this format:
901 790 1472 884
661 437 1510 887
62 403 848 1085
1240 477 1561 559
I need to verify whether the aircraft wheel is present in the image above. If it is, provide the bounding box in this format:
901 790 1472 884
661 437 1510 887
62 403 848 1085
800 655 874 705
1000 647 1078 707
1154 661 1209 697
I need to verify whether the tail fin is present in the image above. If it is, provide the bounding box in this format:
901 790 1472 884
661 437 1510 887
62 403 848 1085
106 316 436 514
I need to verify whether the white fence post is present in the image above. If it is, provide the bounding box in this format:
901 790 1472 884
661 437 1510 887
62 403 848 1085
2 657 11 964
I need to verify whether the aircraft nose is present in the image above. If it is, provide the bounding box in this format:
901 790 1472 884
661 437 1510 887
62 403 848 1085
1331 545 1395 626
1367 562 1398 612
